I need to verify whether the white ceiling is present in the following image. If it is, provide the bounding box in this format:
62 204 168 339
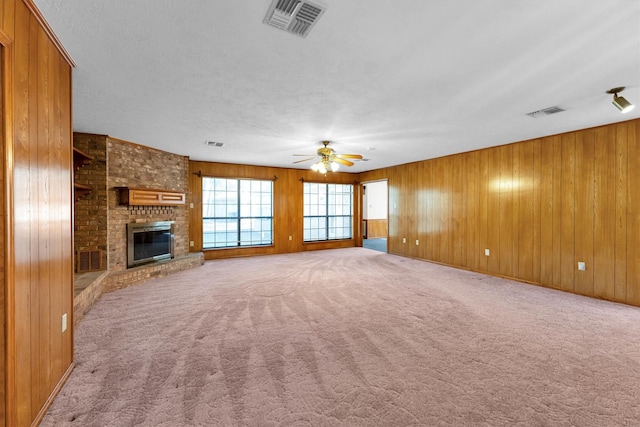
35 0 640 173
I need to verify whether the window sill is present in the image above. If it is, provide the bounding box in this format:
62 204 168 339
203 244 274 251
303 239 354 245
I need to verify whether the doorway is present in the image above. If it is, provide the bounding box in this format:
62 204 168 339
362 180 388 253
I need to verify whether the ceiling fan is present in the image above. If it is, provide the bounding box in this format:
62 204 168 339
293 141 363 173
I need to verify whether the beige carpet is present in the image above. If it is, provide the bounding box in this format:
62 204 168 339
42 248 640 426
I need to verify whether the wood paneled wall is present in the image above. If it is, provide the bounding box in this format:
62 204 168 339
189 161 361 259
364 219 387 238
2 1 75 425
360 119 640 306
0 40 6 424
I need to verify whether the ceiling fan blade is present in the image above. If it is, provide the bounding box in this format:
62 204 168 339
337 154 363 159
333 157 354 167
293 157 317 164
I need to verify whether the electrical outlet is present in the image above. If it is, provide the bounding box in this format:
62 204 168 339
485 249 490 256
189 202 194 208
189 240 194 247
289 235 292 241
578 262 586 271
402 237 406 243
415 239 419 245
62 313 67 332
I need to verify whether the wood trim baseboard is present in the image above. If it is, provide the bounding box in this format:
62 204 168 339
30 362 76 427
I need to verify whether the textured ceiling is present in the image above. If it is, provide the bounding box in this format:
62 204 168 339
35 0 640 173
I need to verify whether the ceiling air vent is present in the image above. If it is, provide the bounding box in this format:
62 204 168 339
205 141 224 147
526 106 566 118
264 0 326 38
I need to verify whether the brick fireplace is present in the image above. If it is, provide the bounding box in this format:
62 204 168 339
107 136 190 271
73 133 203 321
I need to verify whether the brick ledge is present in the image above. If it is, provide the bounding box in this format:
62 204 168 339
104 253 204 293
73 253 204 323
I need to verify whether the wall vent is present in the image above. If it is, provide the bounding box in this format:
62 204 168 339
264 0 326 38
526 105 566 118
77 249 103 273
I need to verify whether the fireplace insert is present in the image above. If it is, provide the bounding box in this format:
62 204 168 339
127 221 175 268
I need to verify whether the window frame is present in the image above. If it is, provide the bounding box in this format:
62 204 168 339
303 182 354 242
202 177 274 249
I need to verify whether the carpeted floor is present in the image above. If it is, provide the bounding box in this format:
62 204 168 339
42 248 640 426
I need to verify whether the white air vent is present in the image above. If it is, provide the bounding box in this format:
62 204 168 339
264 0 326 38
205 141 224 147
526 106 566 118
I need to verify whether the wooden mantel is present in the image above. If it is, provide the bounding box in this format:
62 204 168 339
117 187 186 206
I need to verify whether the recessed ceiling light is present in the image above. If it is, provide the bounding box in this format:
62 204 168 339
366 147 376 151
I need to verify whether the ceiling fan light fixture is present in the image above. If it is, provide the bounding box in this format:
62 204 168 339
295 141 362 172
607 87 635 113
311 161 326 174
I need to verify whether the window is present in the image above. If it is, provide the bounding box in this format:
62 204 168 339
202 177 273 248
304 182 353 242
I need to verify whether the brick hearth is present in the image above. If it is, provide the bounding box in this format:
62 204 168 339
73 133 202 323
